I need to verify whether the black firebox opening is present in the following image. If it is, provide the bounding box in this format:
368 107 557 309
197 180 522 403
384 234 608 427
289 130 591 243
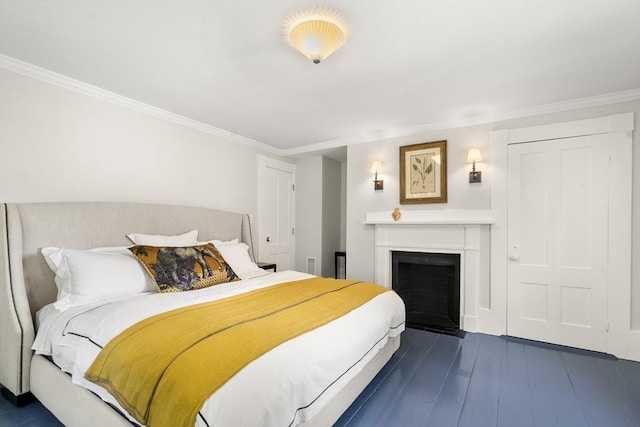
391 251 464 337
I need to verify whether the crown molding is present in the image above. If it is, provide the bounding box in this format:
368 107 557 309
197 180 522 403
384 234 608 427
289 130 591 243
282 88 640 156
0 54 282 155
2 54 637 158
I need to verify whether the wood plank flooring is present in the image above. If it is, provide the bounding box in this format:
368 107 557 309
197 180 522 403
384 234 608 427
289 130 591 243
2 328 638 426
337 329 639 427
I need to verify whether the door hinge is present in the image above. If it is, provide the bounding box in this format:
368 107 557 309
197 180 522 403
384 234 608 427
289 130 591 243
292 227 295 235
606 320 610 332
292 184 295 191
608 155 611 166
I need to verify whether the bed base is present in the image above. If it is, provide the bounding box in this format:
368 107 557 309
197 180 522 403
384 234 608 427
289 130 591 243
30 336 399 427
0 387 34 407
305 334 400 426
31 355 134 427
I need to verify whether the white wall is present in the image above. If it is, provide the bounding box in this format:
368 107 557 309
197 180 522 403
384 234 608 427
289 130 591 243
294 156 323 274
294 155 343 277
321 157 342 277
347 100 640 330
0 68 274 216
347 125 493 282
340 160 347 251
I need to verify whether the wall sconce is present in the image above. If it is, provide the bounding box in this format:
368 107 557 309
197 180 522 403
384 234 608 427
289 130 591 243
467 148 482 183
371 160 383 190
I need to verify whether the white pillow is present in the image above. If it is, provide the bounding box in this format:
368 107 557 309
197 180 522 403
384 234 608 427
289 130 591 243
214 242 267 280
42 247 155 310
126 230 198 246
197 238 239 246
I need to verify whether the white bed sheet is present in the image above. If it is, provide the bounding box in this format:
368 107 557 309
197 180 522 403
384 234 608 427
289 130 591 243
33 271 406 427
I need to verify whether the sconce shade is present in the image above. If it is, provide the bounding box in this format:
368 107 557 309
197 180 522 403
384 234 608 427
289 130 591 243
371 160 383 190
467 148 482 163
371 160 383 174
286 10 346 64
467 148 482 183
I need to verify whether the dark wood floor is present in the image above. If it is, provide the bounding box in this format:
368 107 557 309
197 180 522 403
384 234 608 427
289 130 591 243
2 328 639 426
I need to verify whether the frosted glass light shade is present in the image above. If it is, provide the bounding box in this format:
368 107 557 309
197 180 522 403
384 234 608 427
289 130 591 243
467 148 482 163
371 160 383 174
286 10 346 64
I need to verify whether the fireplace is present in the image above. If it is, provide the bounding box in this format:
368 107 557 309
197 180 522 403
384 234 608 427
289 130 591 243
391 251 463 337
367 210 493 334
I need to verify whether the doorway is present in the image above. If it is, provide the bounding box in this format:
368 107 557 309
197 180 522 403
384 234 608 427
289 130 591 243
257 155 295 271
507 134 609 351
488 112 635 360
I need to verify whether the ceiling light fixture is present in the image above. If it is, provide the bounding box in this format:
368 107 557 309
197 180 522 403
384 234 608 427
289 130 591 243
285 9 347 64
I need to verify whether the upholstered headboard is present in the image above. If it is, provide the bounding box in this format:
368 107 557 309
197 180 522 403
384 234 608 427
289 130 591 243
0 202 256 398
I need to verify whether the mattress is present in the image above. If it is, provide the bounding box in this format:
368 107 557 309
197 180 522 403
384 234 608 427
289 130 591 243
32 270 406 426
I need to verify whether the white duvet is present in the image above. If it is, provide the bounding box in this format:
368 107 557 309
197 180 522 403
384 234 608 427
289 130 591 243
33 271 405 426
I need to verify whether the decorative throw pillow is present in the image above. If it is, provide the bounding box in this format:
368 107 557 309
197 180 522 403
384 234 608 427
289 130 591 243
129 244 239 292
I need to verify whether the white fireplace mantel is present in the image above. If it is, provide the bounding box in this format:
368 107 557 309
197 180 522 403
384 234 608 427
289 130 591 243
365 209 492 334
363 209 494 225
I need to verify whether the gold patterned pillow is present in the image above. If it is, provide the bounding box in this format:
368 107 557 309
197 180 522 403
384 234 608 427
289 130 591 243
129 244 239 292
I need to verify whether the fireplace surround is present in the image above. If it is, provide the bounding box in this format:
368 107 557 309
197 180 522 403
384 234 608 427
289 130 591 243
364 209 492 334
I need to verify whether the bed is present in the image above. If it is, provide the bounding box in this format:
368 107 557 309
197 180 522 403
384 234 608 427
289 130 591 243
0 202 404 426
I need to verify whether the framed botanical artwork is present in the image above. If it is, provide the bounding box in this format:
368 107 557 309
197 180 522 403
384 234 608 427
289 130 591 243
399 140 447 204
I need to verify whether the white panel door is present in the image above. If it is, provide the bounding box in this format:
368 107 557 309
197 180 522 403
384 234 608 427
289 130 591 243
507 134 609 352
258 158 295 271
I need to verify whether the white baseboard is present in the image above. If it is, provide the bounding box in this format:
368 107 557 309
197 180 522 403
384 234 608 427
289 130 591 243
462 315 478 333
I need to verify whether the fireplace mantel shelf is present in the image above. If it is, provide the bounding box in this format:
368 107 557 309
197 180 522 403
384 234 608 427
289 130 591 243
363 219 494 225
363 209 494 225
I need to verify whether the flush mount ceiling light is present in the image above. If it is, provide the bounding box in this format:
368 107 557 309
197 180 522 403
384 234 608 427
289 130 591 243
285 9 347 64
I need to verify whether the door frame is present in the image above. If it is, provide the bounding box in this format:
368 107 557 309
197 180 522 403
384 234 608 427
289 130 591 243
486 112 636 360
257 155 296 270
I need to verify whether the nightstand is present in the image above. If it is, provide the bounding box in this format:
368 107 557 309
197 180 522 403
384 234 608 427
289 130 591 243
257 262 276 272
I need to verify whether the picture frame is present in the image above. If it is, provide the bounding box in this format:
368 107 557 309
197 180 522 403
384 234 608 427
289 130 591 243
399 140 447 204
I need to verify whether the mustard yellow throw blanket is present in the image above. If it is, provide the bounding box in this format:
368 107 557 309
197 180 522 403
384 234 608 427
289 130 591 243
85 277 388 427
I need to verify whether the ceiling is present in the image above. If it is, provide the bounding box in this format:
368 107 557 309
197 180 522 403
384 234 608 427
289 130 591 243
1 1 639 154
